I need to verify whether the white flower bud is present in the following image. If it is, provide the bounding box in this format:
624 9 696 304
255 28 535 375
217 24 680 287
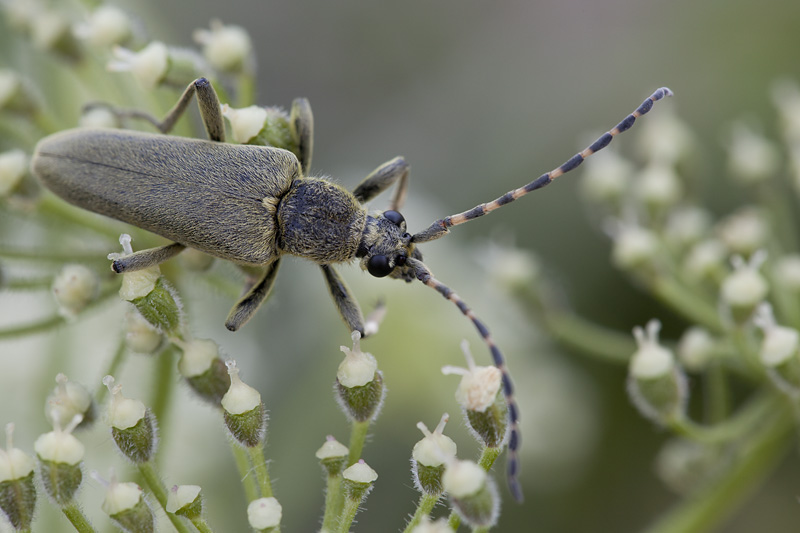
52 264 98 316
315 436 349 461
343 460 378 484
636 106 694 165
410 517 455 533
79 107 119 128
664 206 712 249
247 497 282 530
221 360 261 415
773 254 800 292
34 415 84 466
727 123 780 184
442 341 501 413
611 224 659 271
0 424 34 482
76 6 132 47
108 42 169 89
412 414 457 468
110 234 161 300
716 208 768 257
754 304 799 367
166 484 201 514
580 149 633 204
221 104 267 144
103 376 146 430
442 459 486 499
634 163 683 210
677 327 716 372
124 310 164 354
0 149 27 196
683 239 727 281
720 253 768 311
30 10 69 51
338 331 378 388
101 480 143 516
630 320 674 379
46 374 93 429
194 20 252 73
177 338 220 377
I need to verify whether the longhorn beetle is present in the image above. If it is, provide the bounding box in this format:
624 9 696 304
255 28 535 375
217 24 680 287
32 78 672 502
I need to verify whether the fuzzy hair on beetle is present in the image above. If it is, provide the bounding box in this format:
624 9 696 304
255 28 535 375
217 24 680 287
31 77 672 501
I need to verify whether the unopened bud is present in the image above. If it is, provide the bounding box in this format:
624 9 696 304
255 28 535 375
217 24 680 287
222 360 266 447
677 327 716 372
627 320 687 423
193 20 252 74
108 42 170 89
0 424 37 530
75 5 133 47
247 497 282 531
167 484 202 519
316 436 349 477
125 310 164 355
342 459 378 502
104 376 157 463
35 414 84 505
754 304 800 395
52 264 98 317
177 338 230 405
412 414 457 495
442 459 499 528
336 331 385 422
96 472 154 533
720 252 768 323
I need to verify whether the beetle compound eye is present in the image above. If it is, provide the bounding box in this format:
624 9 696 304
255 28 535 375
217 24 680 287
383 210 405 227
367 255 393 277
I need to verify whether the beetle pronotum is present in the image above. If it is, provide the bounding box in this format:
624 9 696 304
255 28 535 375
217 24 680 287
32 78 672 501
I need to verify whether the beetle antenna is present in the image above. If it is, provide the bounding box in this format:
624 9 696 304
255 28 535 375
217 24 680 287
407 257 523 502
411 87 673 244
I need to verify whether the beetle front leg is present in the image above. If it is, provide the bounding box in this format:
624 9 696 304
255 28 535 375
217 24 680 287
351 157 410 210
320 264 369 337
225 259 281 331
83 78 225 142
110 242 186 273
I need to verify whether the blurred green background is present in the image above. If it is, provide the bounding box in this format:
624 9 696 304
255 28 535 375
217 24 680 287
3 0 800 532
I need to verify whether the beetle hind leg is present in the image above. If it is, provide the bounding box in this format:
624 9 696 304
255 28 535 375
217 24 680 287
225 259 282 331
111 242 186 273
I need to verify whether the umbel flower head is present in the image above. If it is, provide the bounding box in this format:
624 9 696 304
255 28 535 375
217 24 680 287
442 341 508 448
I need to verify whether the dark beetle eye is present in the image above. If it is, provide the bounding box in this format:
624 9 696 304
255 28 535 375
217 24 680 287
383 210 405 226
367 255 393 277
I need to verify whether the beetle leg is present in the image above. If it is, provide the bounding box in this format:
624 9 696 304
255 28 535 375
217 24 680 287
320 264 368 337
225 259 281 331
111 242 186 273
351 157 409 210
83 78 226 142
289 98 314 174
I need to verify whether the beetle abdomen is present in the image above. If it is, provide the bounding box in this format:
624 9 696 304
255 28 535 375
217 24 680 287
276 177 366 264
33 128 300 265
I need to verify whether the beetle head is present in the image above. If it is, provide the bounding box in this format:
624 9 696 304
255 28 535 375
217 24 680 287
357 210 421 282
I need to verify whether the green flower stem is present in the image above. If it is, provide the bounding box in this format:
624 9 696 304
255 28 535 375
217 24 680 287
95 338 128 405
667 392 778 444
447 507 461 531
649 276 724 334
2 275 53 290
150 345 177 464
237 73 256 107
347 420 370 466
402 494 440 533
321 473 344 533
61 503 97 533
473 526 490 533
336 495 363 533
190 516 216 533
540 309 636 364
705 361 730 424
230 442 259 502
138 462 192 533
645 399 794 533
246 445 274 498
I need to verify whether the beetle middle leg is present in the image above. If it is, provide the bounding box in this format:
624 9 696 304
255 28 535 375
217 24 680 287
320 264 367 336
352 156 410 210
84 78 225 142
225 259 282 331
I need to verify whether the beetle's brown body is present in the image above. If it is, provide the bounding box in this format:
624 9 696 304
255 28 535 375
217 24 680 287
33 128 369 267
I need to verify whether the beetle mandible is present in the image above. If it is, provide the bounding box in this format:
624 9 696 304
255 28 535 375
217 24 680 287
31 78 672 501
